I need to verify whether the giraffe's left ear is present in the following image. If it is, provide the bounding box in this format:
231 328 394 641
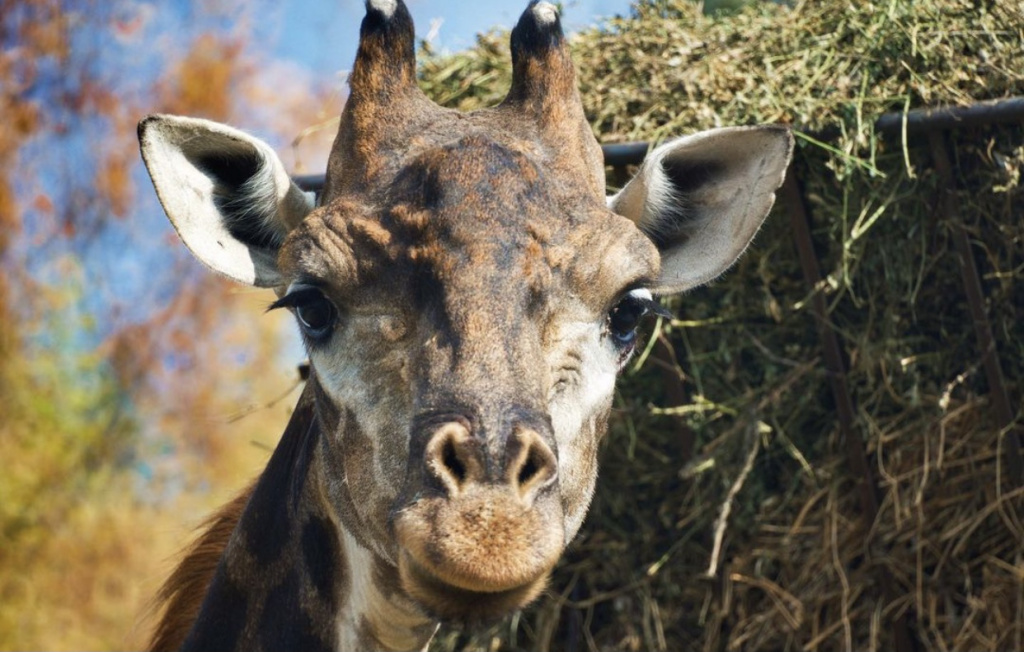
138 114 315 288
609 125 793 295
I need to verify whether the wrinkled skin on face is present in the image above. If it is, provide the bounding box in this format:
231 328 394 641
278 131 661 619
138 0 792 638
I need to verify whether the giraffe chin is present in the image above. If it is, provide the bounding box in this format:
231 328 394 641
392 487 565 622
397 551 552 623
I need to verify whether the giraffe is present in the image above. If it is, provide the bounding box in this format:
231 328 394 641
138 1 793 650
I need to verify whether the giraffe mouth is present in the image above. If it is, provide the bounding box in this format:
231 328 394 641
397 549 552 622
392 485 564 621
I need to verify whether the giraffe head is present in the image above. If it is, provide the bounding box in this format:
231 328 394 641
138 0 792 623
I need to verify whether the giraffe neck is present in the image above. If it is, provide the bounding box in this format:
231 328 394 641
161 385 438 652
336 528 439 650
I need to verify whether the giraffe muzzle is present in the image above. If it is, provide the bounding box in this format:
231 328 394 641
424 421 558 505
391 417 565 620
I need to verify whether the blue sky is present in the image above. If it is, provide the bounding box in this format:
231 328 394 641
18 0 637 329
9 0 642 377
272 1 636 76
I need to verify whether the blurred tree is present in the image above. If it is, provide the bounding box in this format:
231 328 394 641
0 1 335 647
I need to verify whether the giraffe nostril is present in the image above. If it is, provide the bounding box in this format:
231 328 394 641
441 437 467 485
424 422 482 497
517 451 540 488
508 430 557 503
421 418 557 502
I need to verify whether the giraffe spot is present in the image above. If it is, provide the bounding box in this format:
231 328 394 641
243 397 318 566
321 407 389 554
242 490 291 566
302 515 342 608
181 576 247 650
260 570 332 652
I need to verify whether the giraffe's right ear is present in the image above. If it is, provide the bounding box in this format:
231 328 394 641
138 114 315 288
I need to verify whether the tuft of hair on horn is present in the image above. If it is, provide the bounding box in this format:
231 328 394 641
366 0 398 19
512 0 566 55
352 0 417 86
530 1 559 25
359 0 416 47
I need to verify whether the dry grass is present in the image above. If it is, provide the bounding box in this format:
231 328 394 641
420 1 1024 650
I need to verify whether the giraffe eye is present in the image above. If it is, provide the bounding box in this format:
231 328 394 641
270 286 338 342
606 288 666 349
296 294 336 338
608 294 648 346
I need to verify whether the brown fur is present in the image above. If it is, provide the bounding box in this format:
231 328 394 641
135 1 791 647
147 483 254 652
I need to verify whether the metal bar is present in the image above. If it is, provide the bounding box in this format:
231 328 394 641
602 142 649 167
814 96 1024 141
610 164 631 192
293 96 1024 193
293 174 324 192
780 165 917 652
780 171 878 517
927 131 1024 487
873 97 1024 136
652 336 697 465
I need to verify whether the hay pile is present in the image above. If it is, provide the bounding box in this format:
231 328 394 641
419 1 1024 650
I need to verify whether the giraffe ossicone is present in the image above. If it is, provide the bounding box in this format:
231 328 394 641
139 1 793 650
531 2 559 25
368 0 398 18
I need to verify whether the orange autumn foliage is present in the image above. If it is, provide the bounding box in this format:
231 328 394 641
0 2 337 649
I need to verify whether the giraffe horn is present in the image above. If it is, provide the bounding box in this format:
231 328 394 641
349 0 419 105
502 2 605 197
325 0 438 198
505 2 578 116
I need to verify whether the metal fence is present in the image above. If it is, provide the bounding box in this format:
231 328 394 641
778 98 1023 652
